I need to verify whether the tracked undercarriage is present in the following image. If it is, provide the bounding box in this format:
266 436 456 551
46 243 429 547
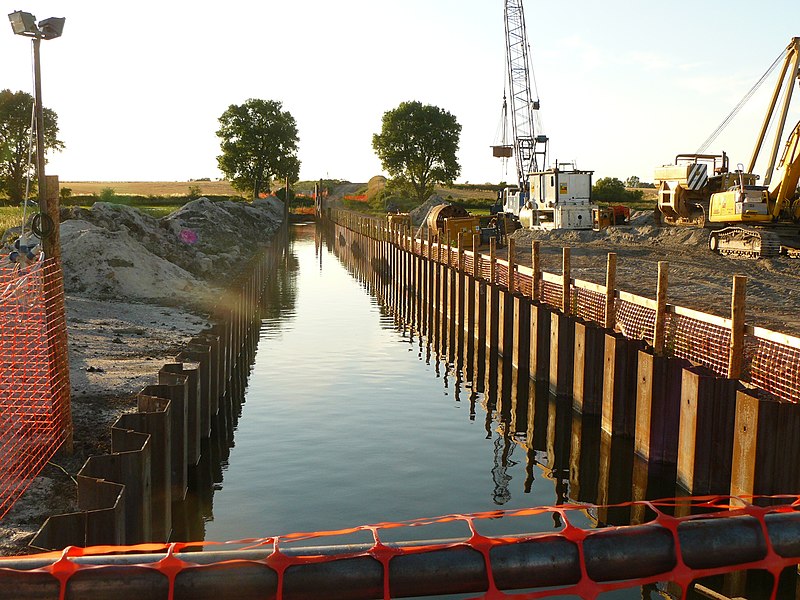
708 226 800 259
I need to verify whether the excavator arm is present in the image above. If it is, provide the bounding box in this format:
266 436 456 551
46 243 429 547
769 119 800 216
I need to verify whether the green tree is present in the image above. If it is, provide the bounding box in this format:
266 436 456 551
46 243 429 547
0 89 64 204
593 177 644 203
624 175 640 188
216 99 300 200
372 101 461 205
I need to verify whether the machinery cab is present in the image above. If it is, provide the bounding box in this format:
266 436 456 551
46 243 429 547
518 163 595 230
708 169 770 223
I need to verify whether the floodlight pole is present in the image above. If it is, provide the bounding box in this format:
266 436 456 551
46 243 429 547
32 35 48 215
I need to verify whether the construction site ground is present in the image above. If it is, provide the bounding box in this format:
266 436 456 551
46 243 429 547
507 211 800 337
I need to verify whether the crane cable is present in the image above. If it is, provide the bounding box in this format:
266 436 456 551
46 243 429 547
696 47 787 154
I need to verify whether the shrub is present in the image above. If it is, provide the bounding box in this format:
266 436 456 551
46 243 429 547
188 185 203 200
99 187 116 202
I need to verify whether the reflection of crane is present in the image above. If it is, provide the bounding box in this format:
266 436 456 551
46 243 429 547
492 0 595 231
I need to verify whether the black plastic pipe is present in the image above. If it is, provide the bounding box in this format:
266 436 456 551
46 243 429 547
0 512 797 600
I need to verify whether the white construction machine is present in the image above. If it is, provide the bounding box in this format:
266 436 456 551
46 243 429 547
491 0 595 231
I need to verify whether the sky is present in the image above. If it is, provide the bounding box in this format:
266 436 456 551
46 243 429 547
2 0 800 186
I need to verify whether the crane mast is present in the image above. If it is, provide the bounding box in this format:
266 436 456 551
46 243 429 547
504 0 546 188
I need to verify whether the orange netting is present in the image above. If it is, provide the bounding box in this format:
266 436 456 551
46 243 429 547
749 337 800 403
5 496 800 599
0 255 70 519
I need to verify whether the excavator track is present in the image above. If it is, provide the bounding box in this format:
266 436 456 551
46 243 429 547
708 226 783 259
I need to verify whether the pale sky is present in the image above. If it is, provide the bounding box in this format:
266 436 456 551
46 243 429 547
2 0 799 185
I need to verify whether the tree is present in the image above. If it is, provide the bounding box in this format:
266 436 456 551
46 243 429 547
593 177 643 203
624 175 640 188
372 101 461 205
0 89 64 204
216 99 300 200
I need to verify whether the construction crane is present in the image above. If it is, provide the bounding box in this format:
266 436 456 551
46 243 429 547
492 0 595 231
655 36 800 258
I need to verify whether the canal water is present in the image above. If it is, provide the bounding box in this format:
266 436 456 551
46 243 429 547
203 223 592 545
182 223 800 598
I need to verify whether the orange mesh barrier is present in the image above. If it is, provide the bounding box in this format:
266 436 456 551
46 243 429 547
667 313 731 377
573 287 606 325
614 298 656 342
5 497 800 599
540 280 562 309
749 337 800 403
0 255 70 519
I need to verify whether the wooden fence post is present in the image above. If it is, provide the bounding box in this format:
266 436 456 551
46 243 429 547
457 232 464 272
605 252 617 330
532 240 540 301
490 238 497 284
562 247 571 315
653 261 668 355
508 238 516 294
728 275 747 379
472 234 480 280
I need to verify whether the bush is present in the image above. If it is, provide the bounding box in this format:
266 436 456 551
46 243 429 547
593 177 643 204
99 187 116 202
188 185 203 200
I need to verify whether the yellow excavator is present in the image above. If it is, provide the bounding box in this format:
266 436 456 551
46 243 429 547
655 37 800 258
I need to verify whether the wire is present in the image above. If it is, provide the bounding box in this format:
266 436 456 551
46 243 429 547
30 213 54 239
696 47 787 154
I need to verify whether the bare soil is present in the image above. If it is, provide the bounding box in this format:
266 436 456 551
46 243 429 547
509 213 800 336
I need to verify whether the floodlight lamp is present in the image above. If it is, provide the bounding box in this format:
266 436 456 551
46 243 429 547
38 17 64 39
8 10 38 36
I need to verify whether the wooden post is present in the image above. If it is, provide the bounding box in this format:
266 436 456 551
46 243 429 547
472 234 481 280
427 227 432 260
653 261 668 355
457 232 464 272
489 238 497 284
562 247 571 315
44 175 73 455
508 238 516 294
728 275 747 379
532 241 541 301
604 252 617 330
446 226 452 268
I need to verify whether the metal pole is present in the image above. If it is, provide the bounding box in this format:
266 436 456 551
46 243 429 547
32 36 48 216
1 512 798 598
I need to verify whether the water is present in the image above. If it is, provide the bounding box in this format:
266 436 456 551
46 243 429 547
189 224 797 599
203 224 584 543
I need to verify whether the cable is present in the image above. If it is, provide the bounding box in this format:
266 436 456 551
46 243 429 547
30 213 54 239
696 47 786 154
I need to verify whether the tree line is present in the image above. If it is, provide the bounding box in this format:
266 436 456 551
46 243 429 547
0 88 652 209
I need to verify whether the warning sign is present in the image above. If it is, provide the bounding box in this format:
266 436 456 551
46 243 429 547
559 184 568 194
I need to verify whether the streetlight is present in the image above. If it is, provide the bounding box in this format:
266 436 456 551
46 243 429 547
7 10 65 221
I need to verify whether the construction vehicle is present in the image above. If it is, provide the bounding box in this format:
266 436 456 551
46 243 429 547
491 0 596 231
655 37 800 258
592 205 631 231
424 204 515 247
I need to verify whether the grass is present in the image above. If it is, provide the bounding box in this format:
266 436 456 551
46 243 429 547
0 206 26 238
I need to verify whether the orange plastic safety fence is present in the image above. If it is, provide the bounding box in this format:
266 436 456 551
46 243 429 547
614 298 655 343
749 337 800 403
0 256 70 519
7 496 800 600
666 313 731 376
573 287 606 325
540 280 562 310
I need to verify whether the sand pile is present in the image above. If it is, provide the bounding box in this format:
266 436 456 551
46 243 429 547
62 197 284 304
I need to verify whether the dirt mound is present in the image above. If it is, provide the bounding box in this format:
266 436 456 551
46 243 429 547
63 197 285 292
60 220 213 307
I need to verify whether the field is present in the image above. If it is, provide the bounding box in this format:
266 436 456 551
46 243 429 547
60 180 241 197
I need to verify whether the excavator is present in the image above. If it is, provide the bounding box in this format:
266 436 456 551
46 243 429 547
654 37 800 258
